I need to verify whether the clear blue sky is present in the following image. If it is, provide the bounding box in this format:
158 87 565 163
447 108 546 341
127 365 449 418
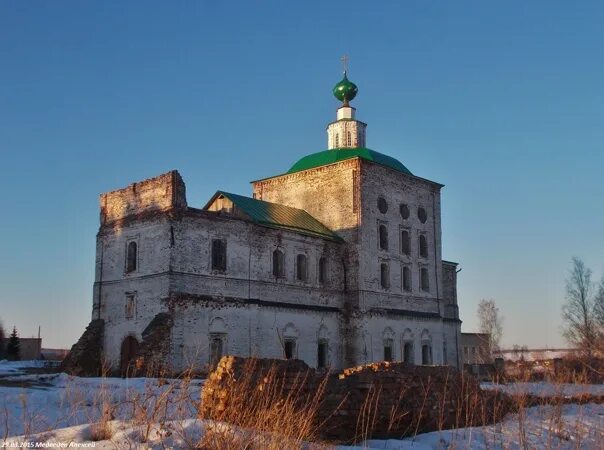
1 1 603 349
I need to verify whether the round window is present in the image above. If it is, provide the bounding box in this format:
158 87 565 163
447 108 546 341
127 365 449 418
400 204 410 219
418 207 428 223
377 197 388 214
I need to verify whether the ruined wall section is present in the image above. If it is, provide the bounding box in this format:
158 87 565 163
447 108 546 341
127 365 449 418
99 170 187 225
358 160 443 314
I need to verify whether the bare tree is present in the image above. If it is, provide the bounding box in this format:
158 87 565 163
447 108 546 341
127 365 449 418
561 257 598 356
477 299 504 357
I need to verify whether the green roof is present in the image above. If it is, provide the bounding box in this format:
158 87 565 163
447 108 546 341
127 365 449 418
206 191 341 241
287 148 413 175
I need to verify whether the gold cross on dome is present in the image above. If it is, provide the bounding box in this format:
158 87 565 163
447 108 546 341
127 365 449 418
341 54 349 73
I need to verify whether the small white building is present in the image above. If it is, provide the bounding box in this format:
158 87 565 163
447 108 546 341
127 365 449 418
91 72 463 374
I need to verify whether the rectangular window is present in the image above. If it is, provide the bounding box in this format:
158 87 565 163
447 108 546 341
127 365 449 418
211 239 227 271
284 340 296 359
125 294 135 319
209 335 224 367
126 241 137 273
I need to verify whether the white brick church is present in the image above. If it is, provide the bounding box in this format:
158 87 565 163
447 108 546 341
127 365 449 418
91 71 462 374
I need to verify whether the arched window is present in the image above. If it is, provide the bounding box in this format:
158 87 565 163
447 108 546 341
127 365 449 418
383 339 394 362
420 267 430 292
379 224 388 250
419 235 428 258
272 249 285 277
401 230 410 255
380 263 390 289
211 239 227 271
318 256 327 284
296 254 308 281
403 266 412 292
126 241 137 273
347 131 352 146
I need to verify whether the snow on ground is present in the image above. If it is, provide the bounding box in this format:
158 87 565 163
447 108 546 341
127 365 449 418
5 403 604 449
2 367 604 449
482 381 604 397
0 359 50 375
0 369 203 438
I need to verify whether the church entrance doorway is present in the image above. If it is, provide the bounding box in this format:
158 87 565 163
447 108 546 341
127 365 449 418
120 336 139 377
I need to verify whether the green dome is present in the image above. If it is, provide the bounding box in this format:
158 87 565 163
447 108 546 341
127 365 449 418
333 72 358 104
287 148 412 175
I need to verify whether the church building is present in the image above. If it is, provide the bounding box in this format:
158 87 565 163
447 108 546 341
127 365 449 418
91 71 462 374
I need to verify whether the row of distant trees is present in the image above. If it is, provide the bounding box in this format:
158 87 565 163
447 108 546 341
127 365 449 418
476 257 604 361
0 321 21 361
561 257 604 357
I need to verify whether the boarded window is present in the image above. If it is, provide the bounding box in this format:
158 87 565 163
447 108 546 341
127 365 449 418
126 241 137 273
296 254 307 281
403 266 412 291
420 268 430 292
125 294 135 319
211 239 227 271
380 263 390 289
284 340 296 359
384 339 394 362
317 340 328 369
209 335 224 368
379 224 388 250
318 257 327 284
401 230 410 255
272 249 285 277
419 235 428 258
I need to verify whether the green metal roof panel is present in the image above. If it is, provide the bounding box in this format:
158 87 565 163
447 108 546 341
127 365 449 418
287 148 413 175
215 191 341 241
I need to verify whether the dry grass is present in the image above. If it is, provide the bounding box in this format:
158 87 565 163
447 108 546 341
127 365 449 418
2 357 604 448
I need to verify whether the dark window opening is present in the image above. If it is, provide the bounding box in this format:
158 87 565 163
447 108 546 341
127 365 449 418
318 257 327 284
284 340 296 359
126 241 137 273
318 340 328 369
384 340 393 362
403 342 414 364
401 230 410 255
377 197 388 213
380 263 390 289
272 249 285 277
419 235 428 258
400 204 410 219
403 266 412 292
421 268 430 292
296 254 308 281
422 344 432 365
418 207 428 224
379 224 388 250
211 239 227 271
347 132 352 146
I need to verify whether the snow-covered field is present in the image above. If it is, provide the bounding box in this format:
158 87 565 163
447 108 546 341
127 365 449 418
482 381 604 398
2 361 604 449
